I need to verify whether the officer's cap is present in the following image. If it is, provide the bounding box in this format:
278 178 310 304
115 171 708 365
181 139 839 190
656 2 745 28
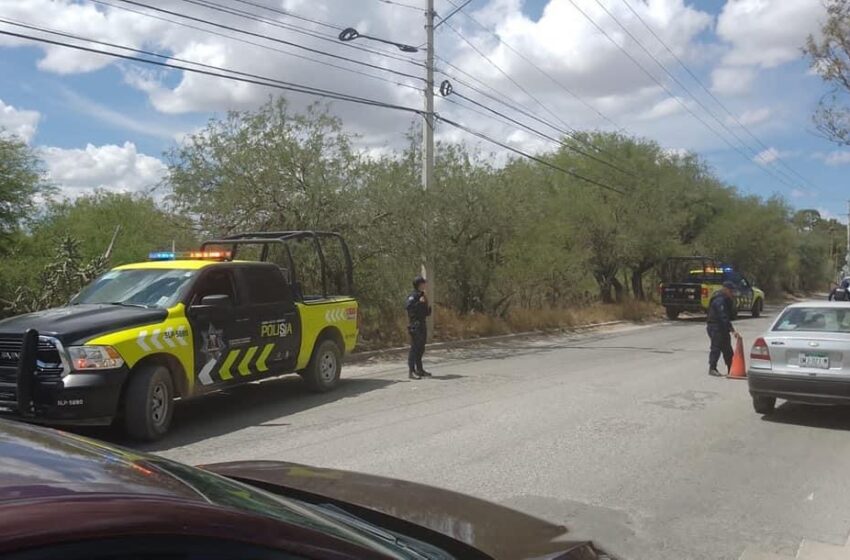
722 281 736 290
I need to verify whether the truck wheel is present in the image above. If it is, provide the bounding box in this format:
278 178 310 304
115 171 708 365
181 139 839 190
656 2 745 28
752 395 775 415
751 299 762 318
302 339 341 393
665 307 680 320
124 363 174 441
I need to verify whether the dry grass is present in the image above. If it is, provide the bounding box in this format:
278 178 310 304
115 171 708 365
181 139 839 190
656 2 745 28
356 299 662 351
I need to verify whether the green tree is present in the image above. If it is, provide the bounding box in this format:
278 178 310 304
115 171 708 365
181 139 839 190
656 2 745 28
804 0 850 145
0 133 51 248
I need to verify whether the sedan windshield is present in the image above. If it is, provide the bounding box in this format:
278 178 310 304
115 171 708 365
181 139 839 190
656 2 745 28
773 307 850 333
71 268 197 309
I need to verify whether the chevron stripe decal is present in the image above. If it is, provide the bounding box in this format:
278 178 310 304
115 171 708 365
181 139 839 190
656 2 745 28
219 349 240 380
238 346 258 376
255 343 275 372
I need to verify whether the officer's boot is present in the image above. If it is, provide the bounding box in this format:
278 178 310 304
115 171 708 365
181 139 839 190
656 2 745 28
409 370 422 380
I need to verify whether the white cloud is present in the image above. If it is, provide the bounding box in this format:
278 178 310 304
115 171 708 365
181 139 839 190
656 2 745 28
823 151 850 166
754 147 779 165
40 142 167 197
710 66 756 95
717 0 825 68
713 0 826 95
735 107 771 127
58 87 184 140
638 96 687 120
0 99 41 143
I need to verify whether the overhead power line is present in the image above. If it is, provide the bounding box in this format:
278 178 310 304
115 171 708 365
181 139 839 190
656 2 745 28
177 0 424 64
565 0 798 190
112 0 424 82
0 27 424 115
442 81 635 177
439 19 638 174
618 0 816 190
436 115 625 195
443 0 624 132
1 24 625 192
373 0 424 11
83 1 422 91
230 0 341 31
589 0 801 189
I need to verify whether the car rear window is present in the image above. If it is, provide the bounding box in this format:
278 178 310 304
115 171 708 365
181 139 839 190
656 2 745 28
773 307 850 333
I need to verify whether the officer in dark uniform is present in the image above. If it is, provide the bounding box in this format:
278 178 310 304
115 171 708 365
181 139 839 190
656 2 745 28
706 281 740 376
406 276 432 379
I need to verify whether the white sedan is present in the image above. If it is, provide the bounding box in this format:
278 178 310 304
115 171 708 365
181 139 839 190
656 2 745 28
748 302 850 414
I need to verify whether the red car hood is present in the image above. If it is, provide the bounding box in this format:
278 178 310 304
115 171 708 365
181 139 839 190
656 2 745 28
202 460 607 560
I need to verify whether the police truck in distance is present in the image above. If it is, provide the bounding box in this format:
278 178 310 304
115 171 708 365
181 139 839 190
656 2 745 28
0 232 358 440
659 256 764 320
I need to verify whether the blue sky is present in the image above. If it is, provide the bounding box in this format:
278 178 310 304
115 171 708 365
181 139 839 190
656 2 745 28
0 0 847 221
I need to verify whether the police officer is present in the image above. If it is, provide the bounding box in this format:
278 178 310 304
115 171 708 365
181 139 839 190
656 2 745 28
406 276 432 379
706 281 740 376
829 278 850 301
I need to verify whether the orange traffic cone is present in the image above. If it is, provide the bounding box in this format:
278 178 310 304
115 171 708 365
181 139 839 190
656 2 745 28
728 336 746 379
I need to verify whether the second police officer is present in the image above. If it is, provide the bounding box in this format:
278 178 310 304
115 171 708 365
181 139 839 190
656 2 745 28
406 276 432 380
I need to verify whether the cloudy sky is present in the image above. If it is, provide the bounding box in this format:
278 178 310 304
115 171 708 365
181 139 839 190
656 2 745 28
0 0 847 221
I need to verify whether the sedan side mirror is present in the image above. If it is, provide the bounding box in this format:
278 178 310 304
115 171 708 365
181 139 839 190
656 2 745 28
198 294 232 307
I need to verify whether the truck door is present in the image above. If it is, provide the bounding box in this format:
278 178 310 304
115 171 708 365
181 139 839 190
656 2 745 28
185 266 249 390
236 264 302 377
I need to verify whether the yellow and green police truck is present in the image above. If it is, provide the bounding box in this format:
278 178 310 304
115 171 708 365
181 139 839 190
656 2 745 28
659 256 764 320
0 232 358 440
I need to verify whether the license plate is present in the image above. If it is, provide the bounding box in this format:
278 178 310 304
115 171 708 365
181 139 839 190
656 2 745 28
800 352 829 369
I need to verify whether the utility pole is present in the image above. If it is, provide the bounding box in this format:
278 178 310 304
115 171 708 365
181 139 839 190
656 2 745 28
845 199 850 278
422 0 436 338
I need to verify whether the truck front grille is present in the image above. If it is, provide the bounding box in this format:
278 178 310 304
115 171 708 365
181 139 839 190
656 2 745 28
0 335 66 388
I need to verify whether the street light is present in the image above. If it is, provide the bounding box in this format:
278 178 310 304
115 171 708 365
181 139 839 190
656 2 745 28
338 27 419 53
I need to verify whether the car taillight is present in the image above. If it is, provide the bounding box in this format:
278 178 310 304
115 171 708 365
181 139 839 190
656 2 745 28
750 337 771 366
701 287 708 299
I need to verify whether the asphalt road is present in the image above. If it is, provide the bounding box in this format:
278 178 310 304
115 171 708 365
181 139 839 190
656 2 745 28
140 307 850 560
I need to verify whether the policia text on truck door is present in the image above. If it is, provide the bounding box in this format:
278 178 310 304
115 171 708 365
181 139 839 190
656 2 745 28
0 232 358 440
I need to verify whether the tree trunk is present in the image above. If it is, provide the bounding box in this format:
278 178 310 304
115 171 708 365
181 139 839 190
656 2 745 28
611 276 624 303
631 269 645 300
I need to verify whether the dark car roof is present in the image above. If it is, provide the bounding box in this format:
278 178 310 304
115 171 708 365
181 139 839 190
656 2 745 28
0 420 200 503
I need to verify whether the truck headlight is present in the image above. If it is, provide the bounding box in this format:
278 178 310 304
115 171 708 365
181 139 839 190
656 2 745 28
68 346 124 371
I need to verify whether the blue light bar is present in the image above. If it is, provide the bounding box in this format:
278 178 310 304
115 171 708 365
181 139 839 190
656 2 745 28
148 251 176 261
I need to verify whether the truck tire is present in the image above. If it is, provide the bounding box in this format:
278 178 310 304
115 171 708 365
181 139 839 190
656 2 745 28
665 307 680 320
751 299 762 318
752 394 775 415
124 363 174 441
301 339 342 393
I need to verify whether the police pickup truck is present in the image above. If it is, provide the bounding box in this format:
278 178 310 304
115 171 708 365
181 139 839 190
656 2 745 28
0 232 358 440
659 256 764 320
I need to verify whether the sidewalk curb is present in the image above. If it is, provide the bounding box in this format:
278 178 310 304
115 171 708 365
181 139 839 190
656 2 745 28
345 320 629 364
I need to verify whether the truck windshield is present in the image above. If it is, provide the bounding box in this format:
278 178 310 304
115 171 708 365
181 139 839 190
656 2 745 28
71 268 197 309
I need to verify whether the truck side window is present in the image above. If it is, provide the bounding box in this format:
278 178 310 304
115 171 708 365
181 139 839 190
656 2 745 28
242 266 292 306
191 270 236 305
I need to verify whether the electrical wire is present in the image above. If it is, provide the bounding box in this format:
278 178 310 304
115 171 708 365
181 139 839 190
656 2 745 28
0 27 424 115
230 0 342 31
565 0 798 190
373 0 424 11
442 0 624 132
82 1 423 92
589 0 800 189
618 0 816 189
436 55 639 174
436 115 625 194
438 19 638 173
176 0 426 67
449 88 635 176
113 0 425 82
